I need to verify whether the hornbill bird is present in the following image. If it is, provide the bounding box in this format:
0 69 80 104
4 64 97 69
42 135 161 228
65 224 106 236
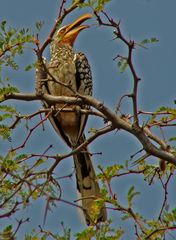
42 13 107 225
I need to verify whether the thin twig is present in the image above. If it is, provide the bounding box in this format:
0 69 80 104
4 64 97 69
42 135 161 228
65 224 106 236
48 124 115 173
158 172 174 220
145 225 176 239
11 110 52 151
58 0 66 18
12 218 29 237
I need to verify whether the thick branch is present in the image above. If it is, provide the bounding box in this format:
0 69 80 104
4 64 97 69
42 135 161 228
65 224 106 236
79 94 176 165
4 92 81 105
4 92 176 165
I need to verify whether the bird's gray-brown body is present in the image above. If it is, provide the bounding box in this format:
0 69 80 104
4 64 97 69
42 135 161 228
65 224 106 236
43 35 106 224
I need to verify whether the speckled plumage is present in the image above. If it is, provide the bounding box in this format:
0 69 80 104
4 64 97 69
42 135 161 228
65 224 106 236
43 32 106 225
75 52 93 96
46 42 92 147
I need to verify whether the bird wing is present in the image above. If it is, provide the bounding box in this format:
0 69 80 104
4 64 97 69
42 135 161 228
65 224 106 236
74 52 93 144
74 52 92 96
41 52 93 148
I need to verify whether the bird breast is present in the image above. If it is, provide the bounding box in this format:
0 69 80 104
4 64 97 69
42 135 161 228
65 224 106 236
48 45 77 96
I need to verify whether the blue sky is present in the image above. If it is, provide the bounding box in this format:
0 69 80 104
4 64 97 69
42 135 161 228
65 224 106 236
1 0 176 239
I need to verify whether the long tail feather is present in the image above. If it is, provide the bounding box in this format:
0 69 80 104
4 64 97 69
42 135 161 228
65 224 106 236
73 135 107 225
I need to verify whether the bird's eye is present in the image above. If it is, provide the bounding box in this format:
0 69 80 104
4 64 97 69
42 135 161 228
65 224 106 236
60 29 65 34
59 28 66 35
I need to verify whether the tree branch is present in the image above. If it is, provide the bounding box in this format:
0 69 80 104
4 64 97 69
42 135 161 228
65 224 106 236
4 91 176 165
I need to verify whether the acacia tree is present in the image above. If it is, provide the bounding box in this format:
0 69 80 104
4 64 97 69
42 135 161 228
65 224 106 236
0 0 176 239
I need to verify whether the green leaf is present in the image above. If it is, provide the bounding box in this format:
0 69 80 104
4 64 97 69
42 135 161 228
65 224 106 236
75 226 95 240
0 85 19 102
169 137 176 142
0 113 13 121
150 37 159 43
0 225 14 240
1 20 7 32
121 213 131 221
138 37 159 48
118 58 128 73
98 164 124 182
25 64 33 71
127 186 140 208
0 104 16 113
0 124 11 139
4 55 19 70
35 21 44 32
78 0 110 12
35 158 45 167
15 154 28 161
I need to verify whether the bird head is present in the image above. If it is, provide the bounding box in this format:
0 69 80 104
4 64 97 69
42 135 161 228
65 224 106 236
55 13 92 46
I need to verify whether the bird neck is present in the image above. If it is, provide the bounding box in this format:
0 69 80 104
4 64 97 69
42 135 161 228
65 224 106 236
50 42 74 62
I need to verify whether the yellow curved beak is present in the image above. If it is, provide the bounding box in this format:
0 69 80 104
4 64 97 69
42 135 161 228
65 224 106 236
58 13 92 46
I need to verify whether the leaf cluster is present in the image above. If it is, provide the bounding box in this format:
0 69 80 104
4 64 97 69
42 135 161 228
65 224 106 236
138 37 159 48
0 225 14 240
0 87 19 139
0 150 60 225
75 220 124 240
78 0 110 12
0 20 35 71
148 106 176 125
